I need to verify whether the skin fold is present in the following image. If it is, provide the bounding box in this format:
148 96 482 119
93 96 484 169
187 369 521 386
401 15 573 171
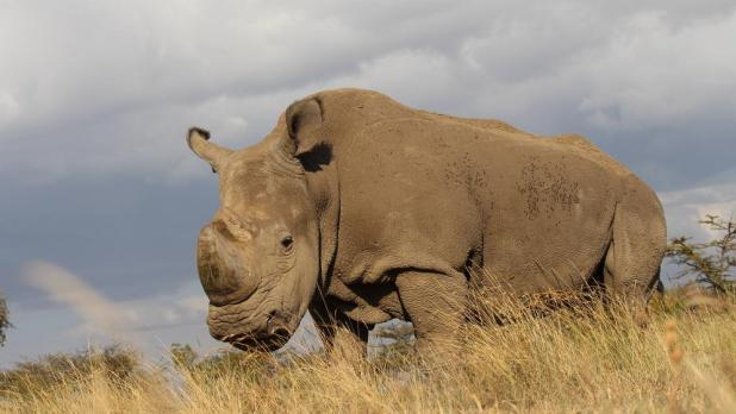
188 88 666 354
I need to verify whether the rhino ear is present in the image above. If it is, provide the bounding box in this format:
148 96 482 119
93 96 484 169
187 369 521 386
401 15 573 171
284 97 323 156
187 127 233 173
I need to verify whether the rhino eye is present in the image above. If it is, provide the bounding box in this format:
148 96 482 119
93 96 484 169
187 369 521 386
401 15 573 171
280 235 294 252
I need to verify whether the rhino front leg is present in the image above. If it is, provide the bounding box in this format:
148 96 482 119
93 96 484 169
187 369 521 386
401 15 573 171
309 299 371 356
395 270 468 355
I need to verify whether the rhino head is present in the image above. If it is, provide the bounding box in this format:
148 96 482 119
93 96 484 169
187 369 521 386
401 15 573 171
187 98 326 351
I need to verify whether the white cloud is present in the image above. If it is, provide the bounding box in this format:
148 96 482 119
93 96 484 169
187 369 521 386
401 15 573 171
0 92 20 122
22 260 133 340
21 260 210 348
0 1 734 187
660 171 736 240
572 10 736 130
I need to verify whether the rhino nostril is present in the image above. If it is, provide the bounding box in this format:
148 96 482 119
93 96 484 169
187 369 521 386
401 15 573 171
210 331 227 341
269 326 291 339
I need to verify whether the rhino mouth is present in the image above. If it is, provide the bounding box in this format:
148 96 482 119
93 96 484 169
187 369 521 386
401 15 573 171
212 310 295 352
227 332 290 352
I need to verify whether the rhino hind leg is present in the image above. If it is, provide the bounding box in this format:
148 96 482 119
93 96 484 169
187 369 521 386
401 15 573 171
602 177 667 314
602 243 661 302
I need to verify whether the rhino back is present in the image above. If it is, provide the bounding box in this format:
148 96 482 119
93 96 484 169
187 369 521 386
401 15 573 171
324 108 623 294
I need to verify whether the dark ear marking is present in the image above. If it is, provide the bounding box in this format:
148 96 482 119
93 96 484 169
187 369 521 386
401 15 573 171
296 142 333 172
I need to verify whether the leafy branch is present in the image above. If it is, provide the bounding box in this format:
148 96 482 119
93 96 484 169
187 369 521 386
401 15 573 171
666 215 735 293
0 294 10 346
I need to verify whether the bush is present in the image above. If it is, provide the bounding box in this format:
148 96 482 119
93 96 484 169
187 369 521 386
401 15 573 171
0 344 141 398
0 294 9 346
667 214 735 293
170 343 275 384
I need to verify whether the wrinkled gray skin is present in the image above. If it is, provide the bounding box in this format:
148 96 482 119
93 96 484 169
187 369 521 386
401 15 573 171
188 89 666 354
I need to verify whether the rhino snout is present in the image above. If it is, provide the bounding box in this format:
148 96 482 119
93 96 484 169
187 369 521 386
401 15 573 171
208 309 293 352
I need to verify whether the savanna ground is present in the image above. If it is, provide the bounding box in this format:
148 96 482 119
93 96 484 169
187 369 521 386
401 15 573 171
1 289 735 413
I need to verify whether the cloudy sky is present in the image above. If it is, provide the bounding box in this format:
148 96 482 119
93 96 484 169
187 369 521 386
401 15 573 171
1 0 735 367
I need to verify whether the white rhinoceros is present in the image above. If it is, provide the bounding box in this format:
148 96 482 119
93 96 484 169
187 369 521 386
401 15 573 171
188 89 666 353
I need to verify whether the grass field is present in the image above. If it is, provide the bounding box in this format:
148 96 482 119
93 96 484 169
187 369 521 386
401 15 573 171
1 291 735 413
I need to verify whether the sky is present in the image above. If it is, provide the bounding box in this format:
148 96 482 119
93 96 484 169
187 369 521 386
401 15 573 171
1 0 735 367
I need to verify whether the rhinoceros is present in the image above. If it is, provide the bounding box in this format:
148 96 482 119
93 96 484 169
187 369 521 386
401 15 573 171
188 88 666 353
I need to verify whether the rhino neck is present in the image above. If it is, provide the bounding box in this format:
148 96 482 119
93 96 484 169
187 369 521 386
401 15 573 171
262 118 341 293
302 154 341 292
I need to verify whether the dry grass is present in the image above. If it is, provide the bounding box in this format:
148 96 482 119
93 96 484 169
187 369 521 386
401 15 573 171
2 291 735 413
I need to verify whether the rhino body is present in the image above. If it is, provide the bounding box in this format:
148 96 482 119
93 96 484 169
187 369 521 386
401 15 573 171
188 89 666 352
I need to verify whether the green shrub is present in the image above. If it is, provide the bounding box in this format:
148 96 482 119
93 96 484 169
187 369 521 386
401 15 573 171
0 294 8 346
667 214 736 293
170 343 275 384
0 344 141 398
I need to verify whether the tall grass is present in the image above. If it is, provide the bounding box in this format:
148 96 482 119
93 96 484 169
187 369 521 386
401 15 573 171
2 291 735 413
